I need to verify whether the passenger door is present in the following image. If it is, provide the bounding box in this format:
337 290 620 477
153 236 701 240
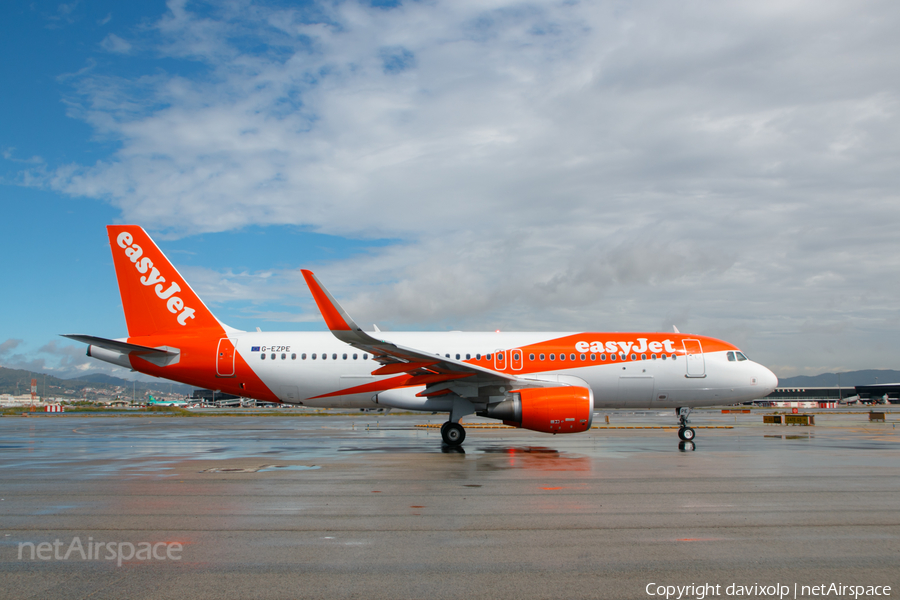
683 339 705 378
216 338 237 377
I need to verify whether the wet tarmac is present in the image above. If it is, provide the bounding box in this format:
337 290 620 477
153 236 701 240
1 410 898 599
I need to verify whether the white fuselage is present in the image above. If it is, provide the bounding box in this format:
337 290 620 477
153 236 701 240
233 331 778 411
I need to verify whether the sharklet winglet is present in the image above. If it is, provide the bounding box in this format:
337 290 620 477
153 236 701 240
301 270 358 333
300 270 519 383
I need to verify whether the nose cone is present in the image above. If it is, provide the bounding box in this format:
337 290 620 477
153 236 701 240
758 365 778 395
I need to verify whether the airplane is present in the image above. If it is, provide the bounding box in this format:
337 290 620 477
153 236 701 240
64 225 779 447
145 394 187 407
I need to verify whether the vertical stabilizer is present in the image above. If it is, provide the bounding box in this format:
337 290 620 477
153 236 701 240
107 225 223 337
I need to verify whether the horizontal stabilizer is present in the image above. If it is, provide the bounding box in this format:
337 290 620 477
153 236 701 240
61 334 173 355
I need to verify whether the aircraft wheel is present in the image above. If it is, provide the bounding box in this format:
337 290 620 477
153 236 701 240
678 427 696 441
442 422 466 446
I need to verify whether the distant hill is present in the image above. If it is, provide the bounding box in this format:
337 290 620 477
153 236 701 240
777 370 900 388
69 372 192 394
74 373 141 385
0 366 193 398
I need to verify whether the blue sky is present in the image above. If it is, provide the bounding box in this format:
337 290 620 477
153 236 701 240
2 0 900 380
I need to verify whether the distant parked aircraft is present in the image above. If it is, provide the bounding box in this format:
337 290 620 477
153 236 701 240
145 394 187 407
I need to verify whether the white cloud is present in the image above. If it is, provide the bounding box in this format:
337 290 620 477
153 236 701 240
0 338 24 355
100 33 132 54
25 0 900 376
3 148 44 164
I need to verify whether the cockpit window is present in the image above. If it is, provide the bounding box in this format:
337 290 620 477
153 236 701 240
736 352 748 361
727 351 736 362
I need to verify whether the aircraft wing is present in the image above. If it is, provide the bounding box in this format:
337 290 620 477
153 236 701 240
301 270 521 399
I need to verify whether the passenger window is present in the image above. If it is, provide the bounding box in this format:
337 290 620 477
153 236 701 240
539 353 545 360
363 353 368 360
312 353 317 360
620 354 626 361
498 354 504 361
261 353 266 360
486 354 492 360
456 354 460 360
466 354 471 360
651 354 656 360
529 353 535 361
476 354 481 360
271 353 276 360
550 354 555 360
513 352 520 361
590 353 596 361
727 351 736 362
610 354 616 361
671 354 677 360
332 353 337 360
600 353 606 361
281 353 286 360
580 353 586 361
630 353 636 360
302 353 307 360
291 353 296 360
661 354 666 360
322 353 327 360
641 353 646 360
353 354 358 360
343 353 347 360
559 354 565 361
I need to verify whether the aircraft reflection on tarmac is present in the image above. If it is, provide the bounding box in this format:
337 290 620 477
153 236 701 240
678 441 696 451
444 442 699 455
440 445 591 467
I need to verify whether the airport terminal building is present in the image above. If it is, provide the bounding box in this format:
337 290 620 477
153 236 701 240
763 384 900 406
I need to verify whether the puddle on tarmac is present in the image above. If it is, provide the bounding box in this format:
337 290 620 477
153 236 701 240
200 464 321 473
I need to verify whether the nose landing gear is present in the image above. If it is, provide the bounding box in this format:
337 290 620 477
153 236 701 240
676 407 696 441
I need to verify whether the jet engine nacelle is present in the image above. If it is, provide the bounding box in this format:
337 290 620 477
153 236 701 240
483 386 594 434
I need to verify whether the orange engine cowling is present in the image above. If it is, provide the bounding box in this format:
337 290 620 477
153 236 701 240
483 386 594 434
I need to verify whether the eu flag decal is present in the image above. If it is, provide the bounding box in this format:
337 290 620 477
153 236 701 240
251 346 260 352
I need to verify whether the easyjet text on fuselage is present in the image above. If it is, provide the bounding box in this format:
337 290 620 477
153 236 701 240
575 338 676 355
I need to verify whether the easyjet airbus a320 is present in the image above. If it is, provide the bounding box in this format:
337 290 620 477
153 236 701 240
66 226 778 446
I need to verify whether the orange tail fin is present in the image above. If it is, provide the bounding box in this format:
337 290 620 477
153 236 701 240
107 225 223 337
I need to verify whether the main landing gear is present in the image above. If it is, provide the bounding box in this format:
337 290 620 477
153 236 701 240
440 421 466 446
676 407 696 441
